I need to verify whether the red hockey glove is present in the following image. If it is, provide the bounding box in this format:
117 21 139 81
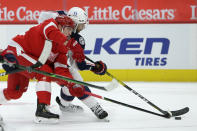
68 83 85 97
91 61 107 75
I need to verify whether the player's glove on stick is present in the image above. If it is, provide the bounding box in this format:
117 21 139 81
2 53 18 72
91 61 107 75
68 83 85 97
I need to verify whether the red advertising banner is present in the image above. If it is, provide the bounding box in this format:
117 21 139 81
65 0 197 23
0 0 197 24
0 0 64 24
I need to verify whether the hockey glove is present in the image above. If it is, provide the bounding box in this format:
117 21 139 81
76 61 92 70
68 83 85 97
91 61 107 75
2 54 18 72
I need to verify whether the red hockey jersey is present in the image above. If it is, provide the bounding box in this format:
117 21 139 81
13 18 70 63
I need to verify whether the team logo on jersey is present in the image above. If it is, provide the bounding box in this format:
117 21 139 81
79 37 85 45
48 52 59 62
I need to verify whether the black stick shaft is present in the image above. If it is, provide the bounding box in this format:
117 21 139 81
84 91 168 118
85 56 169 116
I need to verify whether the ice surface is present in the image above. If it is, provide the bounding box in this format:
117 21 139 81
0 81 197 131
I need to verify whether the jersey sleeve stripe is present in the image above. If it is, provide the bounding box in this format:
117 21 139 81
43 22 58 40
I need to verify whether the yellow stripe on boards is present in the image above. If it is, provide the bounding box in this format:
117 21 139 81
0 69 197 82
80 69 197 82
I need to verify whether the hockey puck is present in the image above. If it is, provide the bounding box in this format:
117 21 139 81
175 117 182 120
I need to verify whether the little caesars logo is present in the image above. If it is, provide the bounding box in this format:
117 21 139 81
84 5 197 21
0 4 40 21
84 5 176 21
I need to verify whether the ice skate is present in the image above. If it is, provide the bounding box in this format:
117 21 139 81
56 96 84 113
34 103 59 124
91 103 108 119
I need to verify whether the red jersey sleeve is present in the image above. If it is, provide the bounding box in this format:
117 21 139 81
41 19 68 45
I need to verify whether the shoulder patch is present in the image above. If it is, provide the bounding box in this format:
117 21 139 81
79 37 85 45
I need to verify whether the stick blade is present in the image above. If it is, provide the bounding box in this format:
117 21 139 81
105 79 119 91
171 107 189 117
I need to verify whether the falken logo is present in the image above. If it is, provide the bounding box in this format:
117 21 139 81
85 38 170 66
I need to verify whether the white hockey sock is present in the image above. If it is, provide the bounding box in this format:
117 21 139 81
82 96 99 109
62 86 72 96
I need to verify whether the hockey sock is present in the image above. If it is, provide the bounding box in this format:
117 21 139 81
60 87 75 106
81 96 99 109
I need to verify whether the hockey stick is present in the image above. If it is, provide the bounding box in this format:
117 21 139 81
0 59 116 91
14 64 112 91
0 70 116 91
84 91 169 118
85 56 190 117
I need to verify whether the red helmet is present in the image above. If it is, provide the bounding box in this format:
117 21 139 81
55 15 75 29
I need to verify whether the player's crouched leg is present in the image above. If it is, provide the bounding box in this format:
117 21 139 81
55 87 84 113
34 65 59 124
0 73 29 104
79 86 108 119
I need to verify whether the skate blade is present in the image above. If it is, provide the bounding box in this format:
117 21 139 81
103 118 110 122
97 118 110 123
34 117 59 124
60 109 84 113
60 107 84 113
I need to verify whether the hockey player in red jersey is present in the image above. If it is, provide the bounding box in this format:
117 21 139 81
0 14 78 123
54 8 108 119
37 8 108 120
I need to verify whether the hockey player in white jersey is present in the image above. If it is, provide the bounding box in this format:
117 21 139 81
38 7 108 119
56 7 108 119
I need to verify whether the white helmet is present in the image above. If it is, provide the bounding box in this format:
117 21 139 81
67 7 88 24
67 7 88 32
